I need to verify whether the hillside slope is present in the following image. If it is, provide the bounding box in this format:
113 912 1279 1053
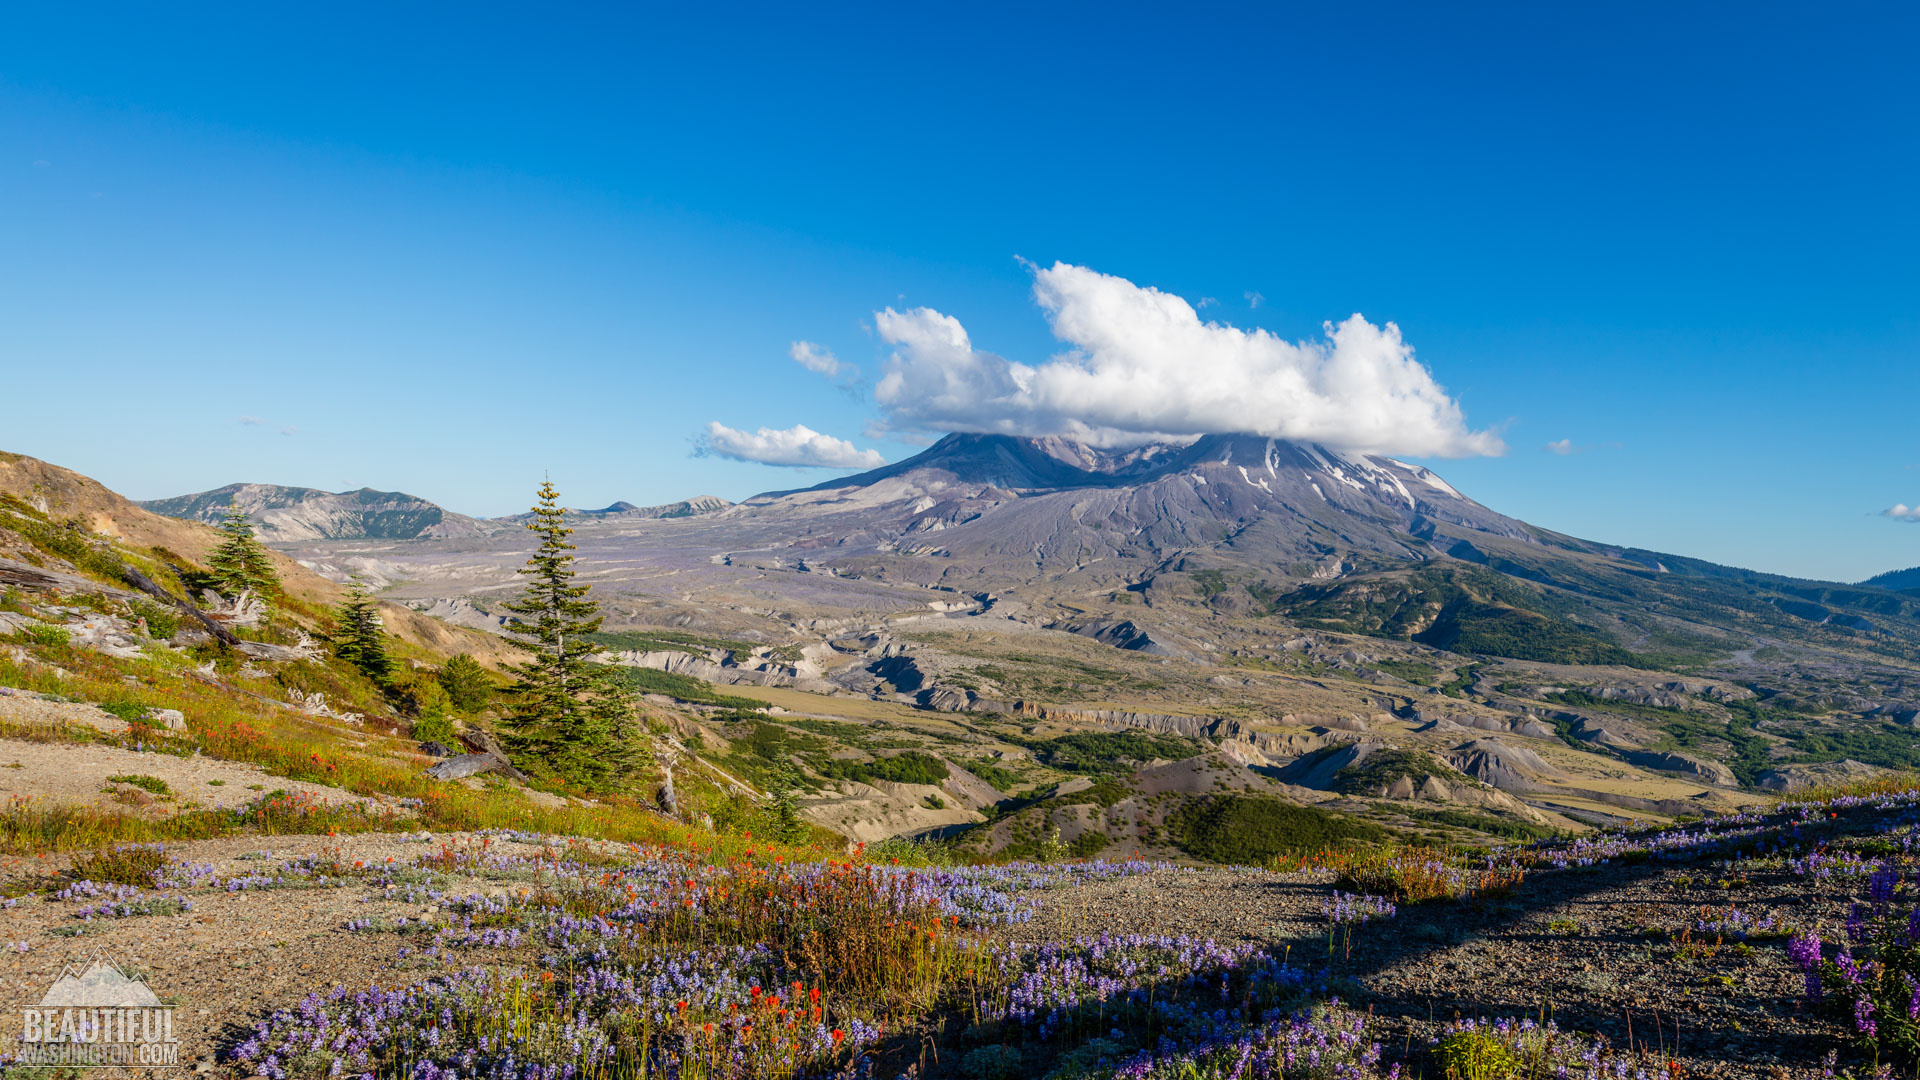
140 482 491 541
0 452 515 667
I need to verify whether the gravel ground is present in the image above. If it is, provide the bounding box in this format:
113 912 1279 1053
0 832 559 1074
0 687 131 735
0 830 1857 1078
1024 861 1835 1077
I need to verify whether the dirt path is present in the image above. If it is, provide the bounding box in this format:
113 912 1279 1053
0 736 372 813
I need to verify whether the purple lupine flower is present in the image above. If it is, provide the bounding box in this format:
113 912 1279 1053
1787 932 1822 971
1870 865 1900 910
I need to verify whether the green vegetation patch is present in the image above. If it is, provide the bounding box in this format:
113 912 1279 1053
1052 777 1131 808
1272 566 1638 666
1332 748 1453 795
1371 659 1438 685
958 757 1023 792
1400 807 1557 842
824 751 950 787
599 665 772 711
105 775 172 796
1015 731 1199 774
1169 795 1389 864
586 629 801 665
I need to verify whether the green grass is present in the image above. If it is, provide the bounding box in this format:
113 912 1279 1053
1371 659 1439 685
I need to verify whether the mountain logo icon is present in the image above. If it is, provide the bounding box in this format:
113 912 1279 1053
19 954 180 1069
36 957 165 1008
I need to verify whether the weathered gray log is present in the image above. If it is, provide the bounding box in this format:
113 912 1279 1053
119 564 241 648
425 753 517 781
442 726 532 783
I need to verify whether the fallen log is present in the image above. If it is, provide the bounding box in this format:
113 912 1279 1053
425 754 509 780
119 564 242 648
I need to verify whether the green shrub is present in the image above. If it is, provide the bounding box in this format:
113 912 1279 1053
435 654 492 712
69 844 169 886
826 751 949 787
880 835 958 866
1434 1029 1522 1079
20 624 68 648
105 775 172 796
96 700 154 724
1169 795 1388 864
411 710 459 747
127 598 180 640
1016 732 1198 774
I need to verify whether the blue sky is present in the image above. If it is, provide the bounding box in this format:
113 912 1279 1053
1 3 1915 581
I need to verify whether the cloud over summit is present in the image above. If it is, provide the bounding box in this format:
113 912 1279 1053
698 423 886 469
873 262 1503 458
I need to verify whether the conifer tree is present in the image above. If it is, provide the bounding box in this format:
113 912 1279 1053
436 653 492 713
498 479 649 790
332 577 393 685
205 501 280 600
765 762 809 844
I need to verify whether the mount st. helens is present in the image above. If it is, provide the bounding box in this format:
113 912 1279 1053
112 435 1920 848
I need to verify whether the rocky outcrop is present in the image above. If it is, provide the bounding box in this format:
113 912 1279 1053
1052 619 1189 659
1445 739 1565 793
1410 709 1554 740
1621 750 1737 787
602 645 837 694
1754 759 1887 792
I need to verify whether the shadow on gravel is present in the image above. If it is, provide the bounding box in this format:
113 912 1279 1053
1261 807 1878 1071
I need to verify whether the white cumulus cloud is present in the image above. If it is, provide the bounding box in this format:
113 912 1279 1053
790 341 853 379
698 422 887 469
870 262 1504 457
1885 504 1920 521
1546 439 1577 455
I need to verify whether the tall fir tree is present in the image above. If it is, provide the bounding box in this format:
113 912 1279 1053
332 576 393 685
205 501 280 600
498 479 648 790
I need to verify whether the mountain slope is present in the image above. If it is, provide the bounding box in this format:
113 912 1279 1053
1864 566 1920 594
506 495 732 523
140 483 490 541
727 433 1920 667
739 432 1541 580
